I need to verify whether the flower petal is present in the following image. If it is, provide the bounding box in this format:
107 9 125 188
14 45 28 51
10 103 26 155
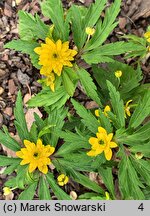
104 149 112 161
89 137 99 145
98 127 107 134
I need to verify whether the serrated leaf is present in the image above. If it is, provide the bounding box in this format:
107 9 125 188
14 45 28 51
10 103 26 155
77 68 101 105
107 80 125 128
28 86 70 109
118 152 145 199
56 130 90 156
0 128 20 152
4 40 40 69
131 157 150 187
70 170 104 194
83 41 144 64
70 5 84 49
41 0 68 41
38 175 51 200
84 0 121 51
18 11 49 40
62 68 77 96
98 167 115 198
18 181 38 200
14 91 30 141
71 99 99 133
46 173 71 200
129 90 150 128
0 156 20 166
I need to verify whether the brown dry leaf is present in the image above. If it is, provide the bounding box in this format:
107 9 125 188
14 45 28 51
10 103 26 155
8 79 17 95
119 17 127 29
23 93 31 105
85 101 99 109
4 107 12 116
4 2 13 17
127 0 150 21
25 108 42 130
1 145 17 158
89 172 98 183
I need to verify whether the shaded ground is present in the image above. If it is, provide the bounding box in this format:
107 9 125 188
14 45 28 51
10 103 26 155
0 0 150 200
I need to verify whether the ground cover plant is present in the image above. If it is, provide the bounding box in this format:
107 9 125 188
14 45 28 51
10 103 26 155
0 0 150 200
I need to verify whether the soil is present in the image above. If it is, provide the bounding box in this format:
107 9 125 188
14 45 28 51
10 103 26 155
0 0 150 200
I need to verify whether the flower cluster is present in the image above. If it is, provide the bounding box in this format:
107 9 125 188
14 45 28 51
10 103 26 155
87 127 118 160
16 139 55 174
34 38 77 91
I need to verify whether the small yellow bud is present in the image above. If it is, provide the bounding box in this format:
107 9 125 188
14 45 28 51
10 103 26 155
3 187 12 196
95 109 100 117
115 70 122 78
144 31 150 42
86 27 95 36
57 174 69 186
103 105 111 117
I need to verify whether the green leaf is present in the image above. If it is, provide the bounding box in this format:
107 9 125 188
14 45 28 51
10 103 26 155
16 165 28 189
107 80 125 128
4 40 40 68
131 158 150 187
0 156 20 166
0 128 20 152
41 0 68 41
70 5 84 49
124 121 150 145
70 171 104 194
3 163 20 175
83 41 144 64
83 0 107 29
18 11 49 40
14 91 30 141
46 173 71 200
84 0 121 51
118 152 145 199
38 175 51 200
129 90 150 128
18 181 38 200
130 141 150 157
28 86 70 109
71 99 99 133
29 123 38 143
98 167 115 198
77 68 101 105
62 68 77 96
56 130 90 156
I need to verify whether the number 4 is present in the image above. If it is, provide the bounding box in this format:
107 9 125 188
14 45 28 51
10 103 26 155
138 203 144 211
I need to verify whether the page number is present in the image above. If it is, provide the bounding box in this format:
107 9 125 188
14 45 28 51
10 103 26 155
138 203 144 211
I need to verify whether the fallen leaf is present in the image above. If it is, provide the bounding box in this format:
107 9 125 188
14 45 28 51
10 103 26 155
25 108 42 130
8 79 17 95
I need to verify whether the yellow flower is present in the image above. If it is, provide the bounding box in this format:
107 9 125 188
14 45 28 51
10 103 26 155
57 174 69 186
103 105 111 117
115 70 122 78
124 100 132 118
86 27 95 36
95 109 100 117
87 127 117 160
144 31 150 43
34 38 77 77
16 139 55 174
3 187 12 196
